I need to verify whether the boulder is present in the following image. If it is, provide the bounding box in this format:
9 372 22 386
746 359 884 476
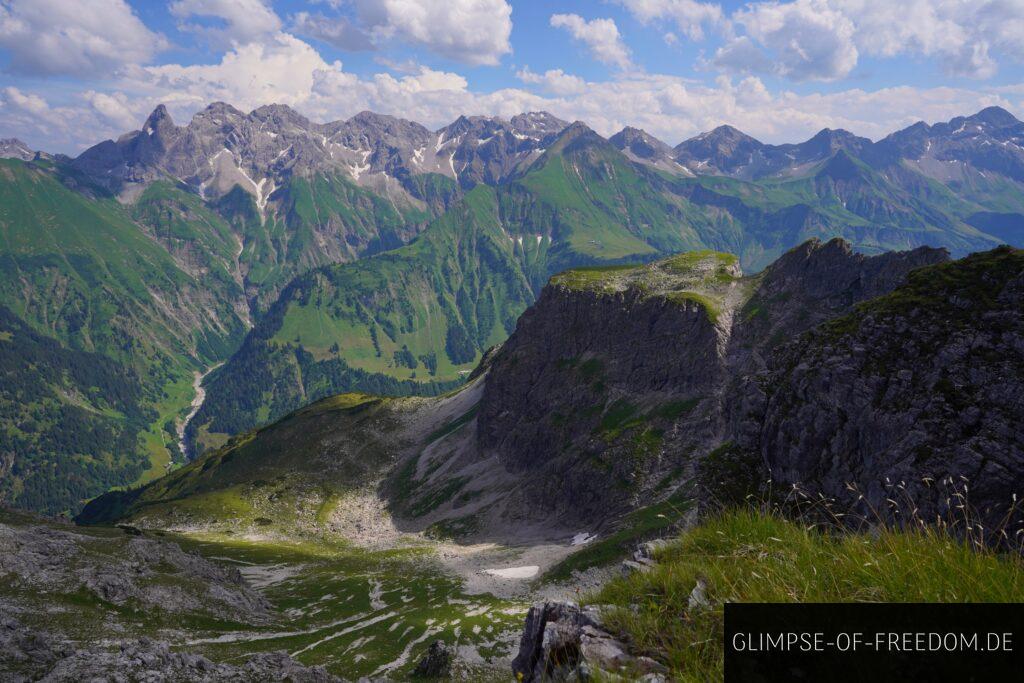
512 602 667 682
411 639 452 678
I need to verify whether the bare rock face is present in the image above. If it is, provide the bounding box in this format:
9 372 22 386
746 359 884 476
437 112 568 188
0 618 341 683
71 102 567 202
411 639 453 678
0 515 272 624
476 239 950 525
757 246 1024 533
608 126 689 175
511 602 667 682
721 238 951 495
478 252 739 524
0 138 38 161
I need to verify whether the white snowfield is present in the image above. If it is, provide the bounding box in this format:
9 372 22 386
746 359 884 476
482 565 540 579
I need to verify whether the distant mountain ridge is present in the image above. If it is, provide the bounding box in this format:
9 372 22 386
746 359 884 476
62 103 1024 199
72 103 569 208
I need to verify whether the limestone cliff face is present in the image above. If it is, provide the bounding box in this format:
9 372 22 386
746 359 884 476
475 239 953 526
479 273 730 522
724 239 951 470
758 247 1024 532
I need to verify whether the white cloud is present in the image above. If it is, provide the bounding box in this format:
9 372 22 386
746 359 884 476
170 0 281 45
1 28 1017 156
291 11 373 51
353 0 512 66
516 67 587 96
0 0 165 77
617 0 724 41
121 32 337 114
831 0 1021 79
82 90 138 130
550 14 632 70
719 0 859 81
703 0 1024 81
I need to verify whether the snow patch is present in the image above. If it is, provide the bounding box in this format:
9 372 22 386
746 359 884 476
482 565 539 579
571 532 595 546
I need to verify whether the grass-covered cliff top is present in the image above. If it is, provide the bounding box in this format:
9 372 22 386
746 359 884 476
590 509 1024 681
550 250 743 322
825 245 1023 338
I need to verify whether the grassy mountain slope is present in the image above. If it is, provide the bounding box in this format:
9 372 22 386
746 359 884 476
189 186 531 448
0 157 456 513
223 172 445 312
0 306 153 514
0 160 245 371
78 392 408 527
662 151 1002 269
133 172 448 317
0 160 252 510
591 509 1024 680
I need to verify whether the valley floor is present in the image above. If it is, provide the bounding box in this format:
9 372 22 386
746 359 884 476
0 496 621 680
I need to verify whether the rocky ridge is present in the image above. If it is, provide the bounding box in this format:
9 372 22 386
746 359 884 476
475 239 949 527
0 138 38 161
0 620 340 683
754 246 1024 532
72 103 568 205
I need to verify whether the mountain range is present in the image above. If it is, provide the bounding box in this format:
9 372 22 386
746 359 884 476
1 103 1023 514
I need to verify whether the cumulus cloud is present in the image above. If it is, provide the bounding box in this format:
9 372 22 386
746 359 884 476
516 67 587 96
121 32 337 113
701 0 1024 81
616 0 724 41
717 0 859 81
352 0 512 66
550 14 632 70
0 0 165 77
291 11 374 51
170 0 281 45
832 0 1019 79
1 25 1018 156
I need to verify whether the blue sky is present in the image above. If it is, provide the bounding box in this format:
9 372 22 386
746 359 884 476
1 0 1022 153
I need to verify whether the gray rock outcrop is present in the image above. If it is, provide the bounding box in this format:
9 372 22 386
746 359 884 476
0 617 340 683
757 246 1024 534
511 602 667 682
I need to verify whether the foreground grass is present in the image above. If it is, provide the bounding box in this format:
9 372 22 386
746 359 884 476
589 510 1024 681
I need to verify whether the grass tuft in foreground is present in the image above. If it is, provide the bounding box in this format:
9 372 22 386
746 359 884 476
588 509 1024 681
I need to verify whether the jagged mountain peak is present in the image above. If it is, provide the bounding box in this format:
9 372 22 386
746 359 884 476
966 105 1020 128
555 120 600 142
347 109 417 129
707 124 760 142
674 124 765 176
510 111 569 136
608 126 691 175
805 127 866 147
250 103 311 128
0 137 38 161
143 104 174 129
609 126 671 156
